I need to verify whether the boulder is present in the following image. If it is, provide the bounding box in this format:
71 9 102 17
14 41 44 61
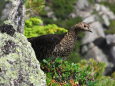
95 4 115 26
111 47 115 64
0 26 46 86
75 0 92 18
106 34 115 64
81 42 109 64
0 0 46 85
106 34 115 45
77 0 89 10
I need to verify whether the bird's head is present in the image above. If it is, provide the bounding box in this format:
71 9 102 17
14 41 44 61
73 22 92 33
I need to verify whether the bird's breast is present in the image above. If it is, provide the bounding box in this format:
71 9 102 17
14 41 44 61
52 37 75 57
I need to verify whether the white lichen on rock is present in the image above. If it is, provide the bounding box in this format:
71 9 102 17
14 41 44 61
0 32 46 86
0 0 46 85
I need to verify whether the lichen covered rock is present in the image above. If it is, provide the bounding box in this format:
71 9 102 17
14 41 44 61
0 25 46 86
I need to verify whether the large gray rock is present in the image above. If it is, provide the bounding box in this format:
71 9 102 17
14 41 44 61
95 4 115 20
0 26 46 86
82 42 109 65
106 34 115 64
77 0 89 10
0 0 25 33
83 15 96 23
0 25 46 86
74 0 92 18
111 47 115 64
106 34 115 45
95 4 115 26
81 42 113 75
0 0 46 86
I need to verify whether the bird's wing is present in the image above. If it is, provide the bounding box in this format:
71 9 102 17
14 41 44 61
27 34 65 59
28 34 65 46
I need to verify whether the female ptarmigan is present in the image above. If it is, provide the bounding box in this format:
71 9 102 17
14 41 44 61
28 22 92 60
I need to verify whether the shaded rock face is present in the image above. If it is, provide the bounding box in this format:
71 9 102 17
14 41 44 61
111 47 115 64
0 25 15 36
106 35 115 45
0 25 46 86
106 35 115 65
81 43 108 63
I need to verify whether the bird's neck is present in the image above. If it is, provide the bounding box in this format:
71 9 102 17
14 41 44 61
66 30 77 39
59 30 77 46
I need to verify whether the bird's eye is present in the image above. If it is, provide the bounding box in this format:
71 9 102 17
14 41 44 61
84 25 87 27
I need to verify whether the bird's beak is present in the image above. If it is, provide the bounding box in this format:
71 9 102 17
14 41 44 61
87 22 93 32
87 27 92 32
88 29 92 32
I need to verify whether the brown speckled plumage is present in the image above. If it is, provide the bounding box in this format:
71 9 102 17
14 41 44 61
28 22 92 60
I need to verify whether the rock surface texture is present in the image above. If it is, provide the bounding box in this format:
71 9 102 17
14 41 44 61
0 0 46 86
